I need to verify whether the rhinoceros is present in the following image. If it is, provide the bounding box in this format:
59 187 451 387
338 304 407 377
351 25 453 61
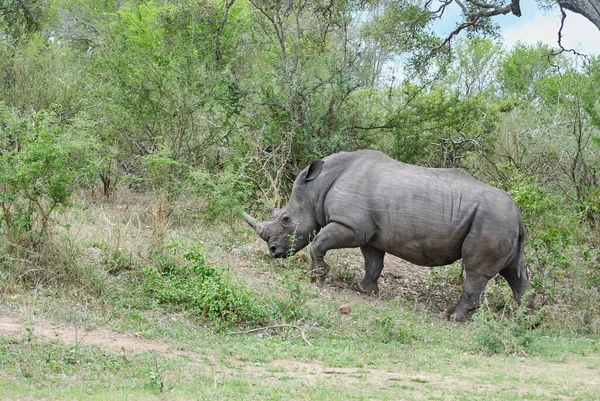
243 150 534 321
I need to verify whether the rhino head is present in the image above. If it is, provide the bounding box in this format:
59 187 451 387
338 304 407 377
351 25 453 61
243 159 324 258
243 207 314 258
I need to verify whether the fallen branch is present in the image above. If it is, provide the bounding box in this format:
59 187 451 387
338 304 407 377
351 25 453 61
224 324 312 346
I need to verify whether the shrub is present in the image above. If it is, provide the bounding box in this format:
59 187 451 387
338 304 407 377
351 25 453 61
0 106 99 248
498 167 587 303
142 244 268 325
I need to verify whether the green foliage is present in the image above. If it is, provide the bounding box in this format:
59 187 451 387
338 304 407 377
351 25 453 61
497 42 559 104
0 0 47 37
92 0 227 163
0 0 598 341
360 0 447 71
361 82 500 167
141 242 312 326
0 106 99 246
188 160 255 221
139 150 189 202
472 307 539 355
0 33 90 117
142 243 268 325
498 166 600 306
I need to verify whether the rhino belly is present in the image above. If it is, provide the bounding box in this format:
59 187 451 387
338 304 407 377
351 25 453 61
369 231 464 267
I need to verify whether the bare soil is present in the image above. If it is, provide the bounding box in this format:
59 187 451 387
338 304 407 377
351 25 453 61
225 233 464 314
0 315 182 356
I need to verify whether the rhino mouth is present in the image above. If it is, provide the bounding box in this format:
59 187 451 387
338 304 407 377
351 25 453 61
269 245 290 258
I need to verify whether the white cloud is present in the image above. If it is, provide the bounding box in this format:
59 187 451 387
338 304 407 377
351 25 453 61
502 10 600 54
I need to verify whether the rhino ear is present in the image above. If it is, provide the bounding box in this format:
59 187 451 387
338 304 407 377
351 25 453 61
305 160 324 182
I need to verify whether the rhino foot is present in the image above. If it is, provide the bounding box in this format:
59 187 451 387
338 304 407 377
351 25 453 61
445 306 470 322
352 281 379 295
307 263 330 279
446 312 469 322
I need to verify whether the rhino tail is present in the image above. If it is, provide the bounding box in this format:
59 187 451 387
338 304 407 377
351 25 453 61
517 217 527 280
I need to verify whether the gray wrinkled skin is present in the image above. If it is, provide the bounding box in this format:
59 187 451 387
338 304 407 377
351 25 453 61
244 150 535 321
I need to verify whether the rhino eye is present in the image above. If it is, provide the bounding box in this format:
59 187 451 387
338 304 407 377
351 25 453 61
282 216 291 224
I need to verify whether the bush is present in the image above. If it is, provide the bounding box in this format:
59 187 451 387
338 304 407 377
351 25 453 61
142 243 268 325
499 167 591 302
0 106 99 248
487 166 600 334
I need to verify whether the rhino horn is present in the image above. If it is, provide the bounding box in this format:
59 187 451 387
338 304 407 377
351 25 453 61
242 212 258 228
243 212 269 241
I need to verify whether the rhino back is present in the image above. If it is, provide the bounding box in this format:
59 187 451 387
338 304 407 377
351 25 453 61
313 150 520 266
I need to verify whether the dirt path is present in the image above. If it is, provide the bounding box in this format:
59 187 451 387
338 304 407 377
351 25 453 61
0 314 180 356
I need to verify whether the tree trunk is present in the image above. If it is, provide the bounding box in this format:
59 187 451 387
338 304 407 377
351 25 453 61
558 0 600 30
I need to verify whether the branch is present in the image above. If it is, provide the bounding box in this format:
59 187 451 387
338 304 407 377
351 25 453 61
14 0 38 29
429 0 520 56
554 6 588 57
353 69 445 131
216 0 236 63
557 0 600 30
249 0 288 61
429 0 453 19
224 324 312 346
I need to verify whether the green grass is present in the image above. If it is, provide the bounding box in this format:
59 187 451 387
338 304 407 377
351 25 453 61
1 194 599 400
1 287 600 400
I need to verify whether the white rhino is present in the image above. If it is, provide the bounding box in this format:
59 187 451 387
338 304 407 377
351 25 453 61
244 150 534 321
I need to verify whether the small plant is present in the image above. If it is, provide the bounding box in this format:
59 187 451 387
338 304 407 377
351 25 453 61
373 314 421 344
147 353 164 393
271 280 308 322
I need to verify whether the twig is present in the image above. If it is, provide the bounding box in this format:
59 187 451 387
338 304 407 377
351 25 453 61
224 324 312 346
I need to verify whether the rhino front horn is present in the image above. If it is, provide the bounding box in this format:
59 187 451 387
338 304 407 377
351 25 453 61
242 212 257 228
243 212 269 241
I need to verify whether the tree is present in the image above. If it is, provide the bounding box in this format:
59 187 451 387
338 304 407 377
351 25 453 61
427 0 600 53
0 0 42 36
557 0 600 30
363 0 599 72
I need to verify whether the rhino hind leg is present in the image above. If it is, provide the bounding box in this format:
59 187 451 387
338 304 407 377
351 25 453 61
446 274 492 321
447 223 521 321
499 258 535 313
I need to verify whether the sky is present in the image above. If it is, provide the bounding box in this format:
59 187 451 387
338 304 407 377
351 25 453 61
501 1 600 54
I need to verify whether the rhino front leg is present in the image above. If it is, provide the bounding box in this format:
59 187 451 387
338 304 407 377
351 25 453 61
354 245 384 294
308 222 363 279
